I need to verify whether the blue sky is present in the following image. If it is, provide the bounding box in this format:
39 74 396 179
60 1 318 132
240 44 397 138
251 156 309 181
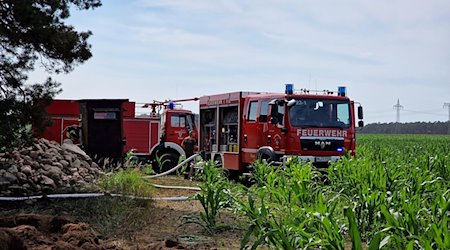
29 0 450 123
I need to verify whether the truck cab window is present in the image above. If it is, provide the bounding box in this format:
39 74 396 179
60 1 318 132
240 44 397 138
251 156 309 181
259 100 269 122
248 101 258 121
336 103 350 124
277 104 284 126
171 115 186 127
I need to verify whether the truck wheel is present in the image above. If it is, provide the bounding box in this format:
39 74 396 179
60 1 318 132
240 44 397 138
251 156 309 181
258 153 273 164
213 155 222 168
153 150 180 173
256 148 276 164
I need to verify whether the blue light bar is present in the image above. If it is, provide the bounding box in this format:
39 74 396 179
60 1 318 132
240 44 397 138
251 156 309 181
337 147 343 152
285 83 294 95
168 101 175 109
338 86 346 96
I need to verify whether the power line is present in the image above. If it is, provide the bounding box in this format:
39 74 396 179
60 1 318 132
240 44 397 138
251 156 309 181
403 109 447 117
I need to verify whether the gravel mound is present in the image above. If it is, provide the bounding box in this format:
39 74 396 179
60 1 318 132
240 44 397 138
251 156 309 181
0 139 104 196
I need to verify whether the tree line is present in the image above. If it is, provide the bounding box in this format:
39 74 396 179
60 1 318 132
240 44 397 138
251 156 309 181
358 121 450 134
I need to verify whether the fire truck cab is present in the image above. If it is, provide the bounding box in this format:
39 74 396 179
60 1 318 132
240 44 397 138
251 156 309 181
140 102 198 172
199 84 363 173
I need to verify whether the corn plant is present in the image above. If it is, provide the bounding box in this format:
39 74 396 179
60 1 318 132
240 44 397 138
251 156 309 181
196 134 450 248
240 161 346 249
186 160 238 234
154 152 170 173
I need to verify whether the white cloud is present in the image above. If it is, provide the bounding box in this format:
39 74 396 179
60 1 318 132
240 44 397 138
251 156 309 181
136 0 243 13
26 0 450 123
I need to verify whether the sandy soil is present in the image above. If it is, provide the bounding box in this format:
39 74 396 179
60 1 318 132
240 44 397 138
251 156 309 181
0 214 119 249
0 176 245 250
128 176 244 249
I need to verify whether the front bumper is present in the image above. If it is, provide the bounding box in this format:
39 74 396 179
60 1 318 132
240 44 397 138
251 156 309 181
284 155 342 164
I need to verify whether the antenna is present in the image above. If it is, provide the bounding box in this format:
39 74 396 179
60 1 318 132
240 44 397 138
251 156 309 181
393 99 403 123
444 102 450 121
444 102 450 134
308 72 311 89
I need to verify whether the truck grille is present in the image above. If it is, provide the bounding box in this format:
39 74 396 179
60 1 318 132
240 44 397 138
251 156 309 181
300 138 344 151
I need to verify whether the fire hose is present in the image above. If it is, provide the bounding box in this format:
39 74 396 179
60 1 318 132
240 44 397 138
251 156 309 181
142 153 200 179
0 193 190 202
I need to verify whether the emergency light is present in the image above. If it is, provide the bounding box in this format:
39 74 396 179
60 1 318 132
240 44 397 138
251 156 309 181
337 147 343 152
285 84 294 94
338 86 346 97
168 101 175 109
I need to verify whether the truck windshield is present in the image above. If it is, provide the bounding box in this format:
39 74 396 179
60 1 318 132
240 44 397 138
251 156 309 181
288 99 351 128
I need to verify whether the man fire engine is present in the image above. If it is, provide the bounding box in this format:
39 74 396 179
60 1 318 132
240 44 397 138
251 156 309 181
198 84 363 174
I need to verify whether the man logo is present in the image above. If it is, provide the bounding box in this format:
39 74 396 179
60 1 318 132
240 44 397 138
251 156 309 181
315 140 331 149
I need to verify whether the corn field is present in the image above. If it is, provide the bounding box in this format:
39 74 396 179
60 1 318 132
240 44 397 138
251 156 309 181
195 134 450 249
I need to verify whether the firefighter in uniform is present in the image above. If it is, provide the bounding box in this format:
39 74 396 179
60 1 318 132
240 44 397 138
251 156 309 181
182 130 198 179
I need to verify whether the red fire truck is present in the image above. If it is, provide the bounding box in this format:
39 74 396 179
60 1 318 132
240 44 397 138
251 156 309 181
198 84 363 173
41 99 198 172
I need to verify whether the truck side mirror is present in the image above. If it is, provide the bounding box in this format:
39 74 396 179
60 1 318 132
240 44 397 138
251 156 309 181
358 106 363 120
269 103 278 124
358 120 364 127
270 117 278 125
259 115 268 123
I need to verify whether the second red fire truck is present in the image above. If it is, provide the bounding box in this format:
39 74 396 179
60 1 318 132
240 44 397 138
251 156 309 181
42 99 197 172
198 84 363 174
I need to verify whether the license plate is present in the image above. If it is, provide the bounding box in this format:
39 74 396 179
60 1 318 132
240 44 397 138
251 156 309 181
315 156 331 162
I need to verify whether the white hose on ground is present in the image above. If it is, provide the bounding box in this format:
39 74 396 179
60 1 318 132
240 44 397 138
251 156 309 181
0 193 189 202
143 154 203 191
151 196 190 201
142 153 199 179
151 183 201 191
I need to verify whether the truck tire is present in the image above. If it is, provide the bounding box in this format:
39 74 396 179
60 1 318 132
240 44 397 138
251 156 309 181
257 148 276 163
153 150 180 174
213 155 223 168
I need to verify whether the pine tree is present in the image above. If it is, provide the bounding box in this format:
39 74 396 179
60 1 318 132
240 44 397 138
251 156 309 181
0 0 102 151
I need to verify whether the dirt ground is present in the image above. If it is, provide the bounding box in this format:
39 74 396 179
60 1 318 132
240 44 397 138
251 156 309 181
0 214 119 250
0 176 245 250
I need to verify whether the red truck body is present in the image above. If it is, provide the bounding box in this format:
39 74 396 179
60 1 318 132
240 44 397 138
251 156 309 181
199 85 362 171
41 99 197 171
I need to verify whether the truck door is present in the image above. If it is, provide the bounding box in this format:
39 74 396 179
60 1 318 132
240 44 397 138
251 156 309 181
165 113 188 146
258 100 270 146
242 100 259 163
267 101 286 153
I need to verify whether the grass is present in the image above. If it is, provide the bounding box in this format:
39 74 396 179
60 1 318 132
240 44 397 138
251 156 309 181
98 168 154 197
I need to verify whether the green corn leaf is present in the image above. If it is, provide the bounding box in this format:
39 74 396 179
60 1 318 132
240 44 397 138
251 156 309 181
368 233 382 250
406 240 414 250
344 207 363 250
240 224 256 250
